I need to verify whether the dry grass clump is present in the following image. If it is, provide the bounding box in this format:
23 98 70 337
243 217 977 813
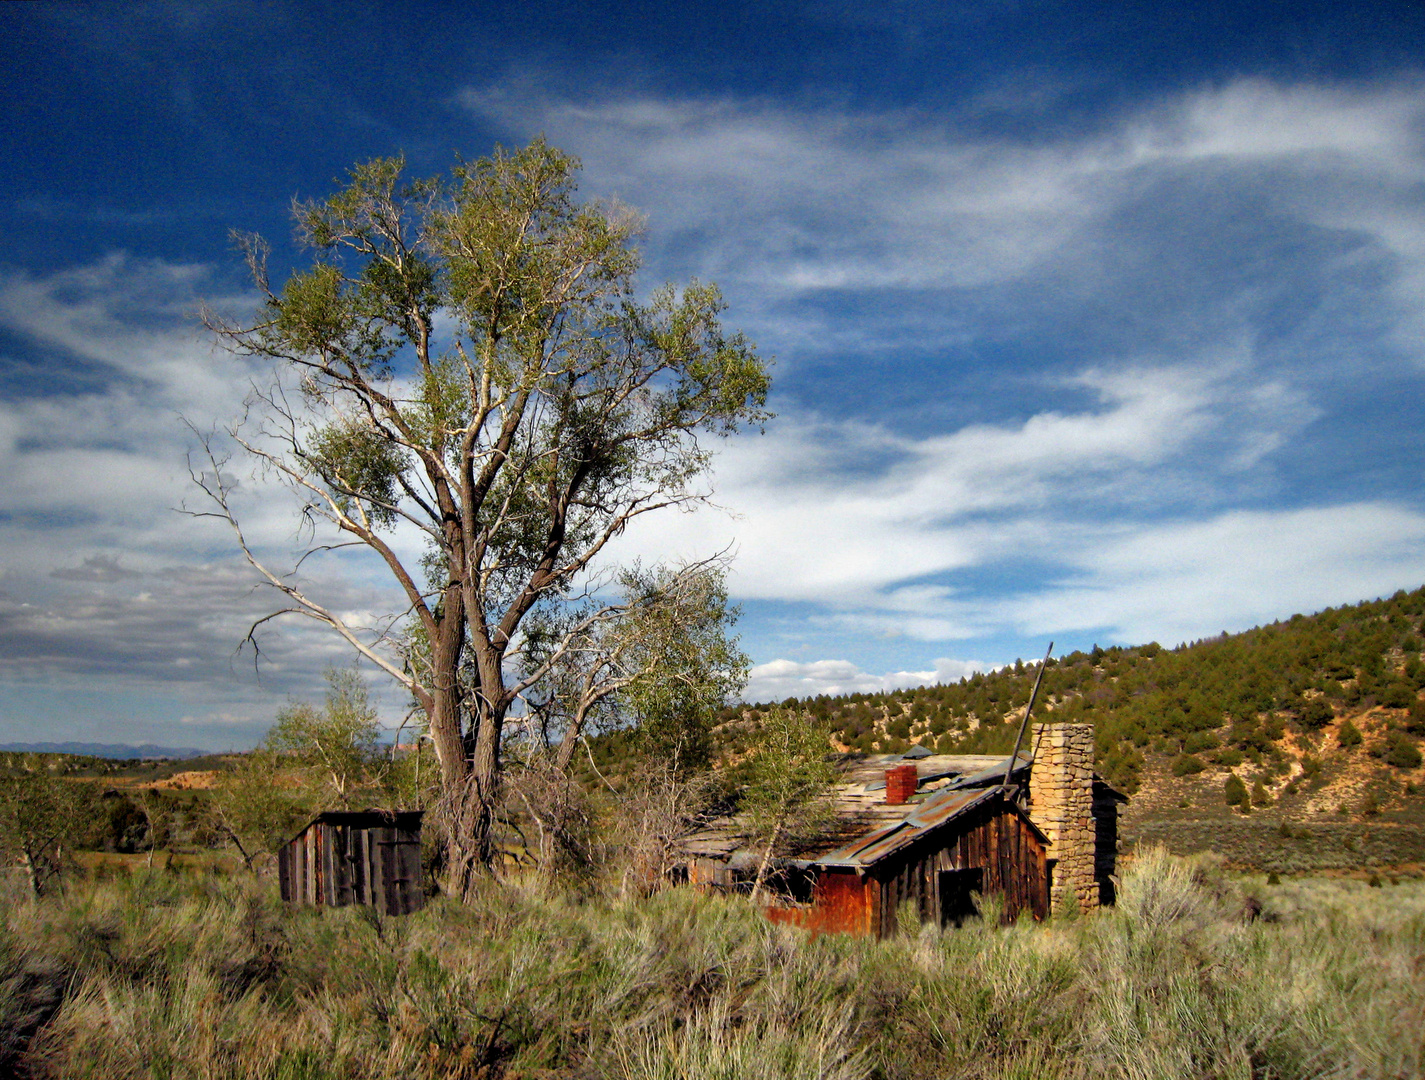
0 852 1421 1079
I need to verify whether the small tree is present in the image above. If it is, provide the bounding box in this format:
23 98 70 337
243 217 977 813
1338 720 1363 750
1405 699 1425 736
740 708 838 902
1297 697 1334 729
0 772 94 896
266 667 385 808
1384 731 1423 770
1223 773 1248 809
208 750 309 872
526 561 748 775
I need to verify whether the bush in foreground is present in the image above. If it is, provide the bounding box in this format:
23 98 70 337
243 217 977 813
0 852 1421 1079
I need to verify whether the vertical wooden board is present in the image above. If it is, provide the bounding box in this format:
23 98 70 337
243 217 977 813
305 828 317 904
325 826 339 907
366 828 382 913
396 833 423 914
320 825 336 906
318 827 329 905
998 815 1010 914
358 828 372 905
1008 817 1021 918
297 830 308 904
278 844 291 902
331 826 351 907
343 826 358 906
296 834 307 905
377 828 397 917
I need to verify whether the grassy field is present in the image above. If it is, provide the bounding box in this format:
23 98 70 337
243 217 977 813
0 849 1421 1079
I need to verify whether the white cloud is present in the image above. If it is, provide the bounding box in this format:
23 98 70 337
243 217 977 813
458 78 1425 311
744 655 986 702
5 75 1425 744
1004 503 1425 646
612 357 1320 606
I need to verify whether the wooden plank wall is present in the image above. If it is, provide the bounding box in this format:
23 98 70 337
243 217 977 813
279 821 424 916
873 804 1048 937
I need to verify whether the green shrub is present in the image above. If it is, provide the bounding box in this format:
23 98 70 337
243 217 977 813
1182 731 1220 754
1224 774 1248 807
1405 699 1425 736
1296 698 1334 729
1380 682 1416 709
1383 732 1423 770
1337 721 1363 750
1171 754 1206 777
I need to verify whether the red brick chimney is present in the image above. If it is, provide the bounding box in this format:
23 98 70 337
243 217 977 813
885 764 919 805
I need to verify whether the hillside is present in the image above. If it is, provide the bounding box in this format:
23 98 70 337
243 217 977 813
729 586 1425 871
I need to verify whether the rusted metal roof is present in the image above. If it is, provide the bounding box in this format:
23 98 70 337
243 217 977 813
815 786 1007 868
677 751 1067 870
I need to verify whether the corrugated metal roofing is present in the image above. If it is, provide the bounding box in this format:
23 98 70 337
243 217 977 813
814 786 1005 868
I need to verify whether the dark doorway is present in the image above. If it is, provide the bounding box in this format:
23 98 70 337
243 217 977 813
938 868 984 927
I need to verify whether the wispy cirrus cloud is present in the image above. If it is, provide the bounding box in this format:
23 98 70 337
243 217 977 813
615 357 1323 604
458 78 1425 302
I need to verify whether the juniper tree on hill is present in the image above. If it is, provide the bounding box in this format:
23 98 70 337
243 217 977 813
198 141 770 894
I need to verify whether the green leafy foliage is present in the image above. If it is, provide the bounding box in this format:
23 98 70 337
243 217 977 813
1383 731 1423 770
264 667 386 809
736 708 838 899
1171 754 1206 776
1338 720 1363 750
206 140 772 884
0 770 97 895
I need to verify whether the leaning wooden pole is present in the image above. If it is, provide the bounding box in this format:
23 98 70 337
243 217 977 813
1002 642 1053 791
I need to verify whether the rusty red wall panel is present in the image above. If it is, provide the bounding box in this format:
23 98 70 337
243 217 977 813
779 801 1052 938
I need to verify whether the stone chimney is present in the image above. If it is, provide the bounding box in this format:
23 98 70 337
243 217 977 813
1028 723 1097 914
885 764 919 805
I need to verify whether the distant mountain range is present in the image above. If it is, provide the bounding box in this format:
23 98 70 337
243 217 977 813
0 742 213 760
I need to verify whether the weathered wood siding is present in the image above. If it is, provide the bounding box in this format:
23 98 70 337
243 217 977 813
278 812 424 917
870 801 1048 937
764 800 1049 939
765 869 879 935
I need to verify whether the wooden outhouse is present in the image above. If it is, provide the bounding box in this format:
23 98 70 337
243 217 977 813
278 810 424 916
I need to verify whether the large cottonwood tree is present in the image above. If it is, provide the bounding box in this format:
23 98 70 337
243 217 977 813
199 141 769 893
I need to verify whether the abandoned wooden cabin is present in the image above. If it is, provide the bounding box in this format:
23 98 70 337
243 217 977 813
681 722 1125 936
278 810 424 916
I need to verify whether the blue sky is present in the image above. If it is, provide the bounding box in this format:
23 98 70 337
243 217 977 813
3 1 1425 749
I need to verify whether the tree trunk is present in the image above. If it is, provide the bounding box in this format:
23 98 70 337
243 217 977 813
750 816 784 905
467 699 504 874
